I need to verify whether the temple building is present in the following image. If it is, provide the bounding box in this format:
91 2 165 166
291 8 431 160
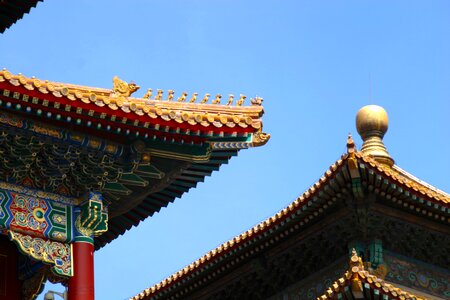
132 105 449 300
0 4 271 299
0 69 269 300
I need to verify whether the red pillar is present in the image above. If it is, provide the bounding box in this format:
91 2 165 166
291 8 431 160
68 241 95 300
0 235 21 300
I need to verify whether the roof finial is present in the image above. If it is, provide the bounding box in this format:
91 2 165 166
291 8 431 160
349 249 364 296
356 105 394 166
349 249 364 272
346 133 356 154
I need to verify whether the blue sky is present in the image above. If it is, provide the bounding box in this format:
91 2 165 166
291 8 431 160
1 1 449 299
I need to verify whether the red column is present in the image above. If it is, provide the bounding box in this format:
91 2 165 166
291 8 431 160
0 236 21 300
68 241 95 300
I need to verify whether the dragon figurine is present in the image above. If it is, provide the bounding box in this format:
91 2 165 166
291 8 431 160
111 76 140 97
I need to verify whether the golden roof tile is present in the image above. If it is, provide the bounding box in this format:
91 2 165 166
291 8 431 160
130 137 448 300
357 153 450 204
0 68 265 131
130 155 348 300
316 250 425 300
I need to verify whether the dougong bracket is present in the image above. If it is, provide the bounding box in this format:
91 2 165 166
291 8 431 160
75 192 108 239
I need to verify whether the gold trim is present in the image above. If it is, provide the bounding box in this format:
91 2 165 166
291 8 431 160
32 208 45 222
75 215 94 237
0 69 266 130
146 147 212 163
251 131 271 147
317 250 424 300
9 231 72 277
0 181 77 205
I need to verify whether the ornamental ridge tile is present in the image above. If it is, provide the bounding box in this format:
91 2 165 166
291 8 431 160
317 250 425 300
0 69 265 131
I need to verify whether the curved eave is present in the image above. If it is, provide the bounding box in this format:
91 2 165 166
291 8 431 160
0 69 271 251
357 153 450 205
130 155 350 300
318 252 425 300
131 150 450 300
0 69 265 138
94 149 239 250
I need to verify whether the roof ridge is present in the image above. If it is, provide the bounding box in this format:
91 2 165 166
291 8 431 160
0 68 267 131
0 68 264 109
357 153 450 204
392 165 450 198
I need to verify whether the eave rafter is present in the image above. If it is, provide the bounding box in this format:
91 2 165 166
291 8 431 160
0 1 42 33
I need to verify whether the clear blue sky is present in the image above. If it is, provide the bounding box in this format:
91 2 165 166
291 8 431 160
1 1 449 299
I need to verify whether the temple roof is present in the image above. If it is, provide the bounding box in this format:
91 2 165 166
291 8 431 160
130 148 449 299
0 68 269 249
317 250 424 300
0 0 43 33
130 107 449 300
0 69 264 134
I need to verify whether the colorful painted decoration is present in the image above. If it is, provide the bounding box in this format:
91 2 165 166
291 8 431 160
9 231 72 277
75 192 108 242
0 68 269 300
0 187 72 242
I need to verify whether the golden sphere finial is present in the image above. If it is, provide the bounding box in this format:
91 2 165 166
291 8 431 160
356 105 388 138
355 105 394 166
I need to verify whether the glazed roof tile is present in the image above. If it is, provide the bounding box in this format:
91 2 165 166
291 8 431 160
0 68 270 250
0 69 264 132
131 155 348 299
131 144 449 300
358 153 450 204
317 250 425 300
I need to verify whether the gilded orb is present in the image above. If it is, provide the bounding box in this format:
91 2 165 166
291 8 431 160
356 105 389 138
355 104 394 167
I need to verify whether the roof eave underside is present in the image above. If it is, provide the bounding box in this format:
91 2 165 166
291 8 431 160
0 0 42 33
94 149 238 250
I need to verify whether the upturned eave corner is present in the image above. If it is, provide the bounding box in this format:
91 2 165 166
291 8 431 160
251 130 271 147
317 250 425 300
132 106 447 300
